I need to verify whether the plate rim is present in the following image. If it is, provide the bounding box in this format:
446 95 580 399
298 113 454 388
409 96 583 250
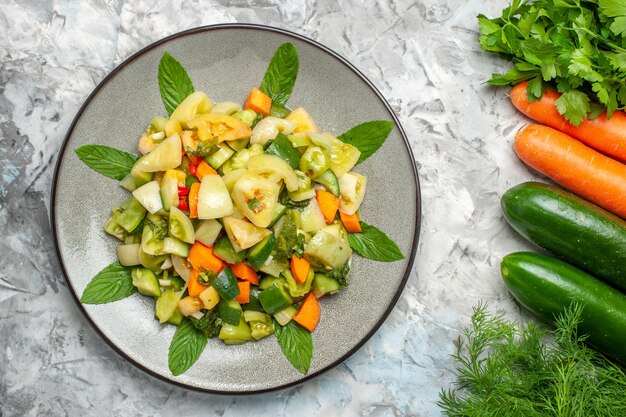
50 23 421 395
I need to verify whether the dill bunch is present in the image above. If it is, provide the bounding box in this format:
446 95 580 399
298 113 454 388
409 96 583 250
439 303 626 417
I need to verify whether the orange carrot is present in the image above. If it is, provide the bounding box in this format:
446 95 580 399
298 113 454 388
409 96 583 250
339 212 362 233
293 292 320 332
235 281 250 304
244 87 272 116
230 262 259 285
188 182 200 219
188 242 224 273
290 256 310 285
316 189 339 224
196 160 217 181
511 82 626 162
515 124 626 218
188 269 209 297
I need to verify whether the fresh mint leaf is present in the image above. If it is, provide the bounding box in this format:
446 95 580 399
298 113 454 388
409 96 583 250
168 318 208 376
261 43 299 107
75 145 137 180
274 319 313 374
338 120 394 163
158 52 194 115
348 222 404 262
555 90 591 126
80 262 136 304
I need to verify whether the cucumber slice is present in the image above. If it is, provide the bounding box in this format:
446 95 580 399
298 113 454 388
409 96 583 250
313 169 340 196
259 257 288 277
155 289 183 323
212 267 240 300
160 177 178 211
243 310 267 322
247 234 276 269
219 317 252 345
268 203 287 228
162 237 190 257
206 143 235 169
265 133 300 169
232 109 258 127
259 276 287 291
299 198 326 233
228 138 250 151
243 286 264 312
131 169 153 188
120 174 138 192
117 243 141 266
259 283 293 315
312 273 341 298
213 235 247 264
131 268 161 297
218 298 242 325
194 219 222 246
167 308 184 325
287 134 312 148
273 305 297 326
132 180 163 214
169 206 195 244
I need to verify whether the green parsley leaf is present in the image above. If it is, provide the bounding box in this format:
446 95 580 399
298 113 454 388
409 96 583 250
338 120 394 163
347 222 404 262
555 90 591 126
168 318 208 376
80 262 136 304
158 52 195 115
75 145 137 181
488 68 539 86
526 75 544 102
261 43 299 106
274 319 313 374
599 0 626 36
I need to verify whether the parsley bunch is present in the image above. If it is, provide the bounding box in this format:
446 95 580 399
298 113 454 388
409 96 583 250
479 0 626 125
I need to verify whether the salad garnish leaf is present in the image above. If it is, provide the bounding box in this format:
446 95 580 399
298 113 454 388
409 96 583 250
478 0 626 124
338 120 394 163
158 52 195 115
348 222 404 262
261 43 299 106
168 318 208 376
274 319 313 374
75 145 137 180
80 262 136 304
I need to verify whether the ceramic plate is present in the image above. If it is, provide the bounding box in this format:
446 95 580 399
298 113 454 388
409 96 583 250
51 24 420 393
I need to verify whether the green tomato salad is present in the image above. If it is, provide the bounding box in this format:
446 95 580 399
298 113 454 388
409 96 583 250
75 43 404 376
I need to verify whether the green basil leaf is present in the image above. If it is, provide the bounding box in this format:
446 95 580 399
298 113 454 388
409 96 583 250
274 319 312 374
158 52 195 115
348 222 404 262
338 120 394 163
80 262 136 304
75 145 137 181
168 318 208 376
261 43 299 106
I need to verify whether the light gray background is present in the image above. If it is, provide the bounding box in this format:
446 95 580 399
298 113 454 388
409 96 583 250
1 1 537 416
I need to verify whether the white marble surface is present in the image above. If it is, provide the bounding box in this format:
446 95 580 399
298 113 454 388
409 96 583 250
0 1 541 415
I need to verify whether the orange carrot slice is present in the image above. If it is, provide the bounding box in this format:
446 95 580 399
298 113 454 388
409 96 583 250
290 256 310 285
244 87 272 116
316 189 339 224
293 292 320 332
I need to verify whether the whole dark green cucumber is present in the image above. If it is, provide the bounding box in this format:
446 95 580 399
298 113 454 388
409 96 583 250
501 181 626 291
501 252 626 364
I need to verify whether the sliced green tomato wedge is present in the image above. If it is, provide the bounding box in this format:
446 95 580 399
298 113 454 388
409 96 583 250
197 174 234 219
160 177 178 211
338 172 367 215
131 134 182 174
298 198 326 233
309 132 361 177
132 180 163 214
221 168 246 193
223 217 272 252
131 268 161 297
162 237 190 257
138 249 168 273
209 101 241 115
194 219 222 246
117 243 141 266
115 196 147 232
168 206 195 244
247 154 299 192
170 91 212 128
304 224 352 270
250 117 296 146
231 172 280 228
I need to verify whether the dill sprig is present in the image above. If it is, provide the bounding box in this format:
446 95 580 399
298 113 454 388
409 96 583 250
439 303 626 417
